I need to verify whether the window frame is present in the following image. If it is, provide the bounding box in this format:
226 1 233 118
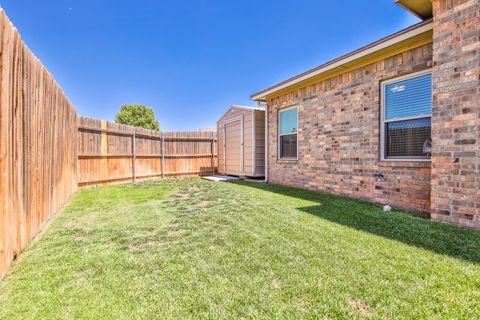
380 69 432 162
278 106 298 160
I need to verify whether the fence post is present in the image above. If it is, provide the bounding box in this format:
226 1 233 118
100 120 109 183
161 135 165 179
132 131 136 183
211 138 214 175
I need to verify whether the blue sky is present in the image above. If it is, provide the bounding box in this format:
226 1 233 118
0 1 419 131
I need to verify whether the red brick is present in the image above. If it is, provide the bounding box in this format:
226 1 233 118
430 0 480 228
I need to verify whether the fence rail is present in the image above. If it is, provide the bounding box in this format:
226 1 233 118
77 117 217 188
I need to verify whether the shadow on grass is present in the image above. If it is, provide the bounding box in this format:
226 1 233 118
233 181 480 264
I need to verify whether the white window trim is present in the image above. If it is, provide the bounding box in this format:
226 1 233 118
380 69 432 162
278 106 298 160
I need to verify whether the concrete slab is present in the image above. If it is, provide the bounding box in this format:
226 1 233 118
202 175 242 182
244 178 266 183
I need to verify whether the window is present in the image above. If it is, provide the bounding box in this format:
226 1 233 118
279 107 298 159
381 70 432 161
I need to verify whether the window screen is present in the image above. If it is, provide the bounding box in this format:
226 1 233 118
280 135 297 158
386 118 431 157
279 107 298 159
382 72 432 159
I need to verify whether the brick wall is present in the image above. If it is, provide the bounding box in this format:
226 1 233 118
431 0 480 227
266 44 433 213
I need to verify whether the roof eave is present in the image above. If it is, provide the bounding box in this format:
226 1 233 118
395 0 433 20
251 19 433 102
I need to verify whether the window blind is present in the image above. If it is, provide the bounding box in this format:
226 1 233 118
382 71 432 159
385 73 432 120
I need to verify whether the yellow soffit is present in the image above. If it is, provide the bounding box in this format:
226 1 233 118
396 0 433 20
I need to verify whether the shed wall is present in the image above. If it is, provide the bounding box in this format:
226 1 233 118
254 110 266 176
217 107 265 177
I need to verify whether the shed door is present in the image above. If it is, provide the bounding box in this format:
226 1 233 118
224 118 243 175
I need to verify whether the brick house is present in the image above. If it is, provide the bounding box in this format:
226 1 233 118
251 0 479 228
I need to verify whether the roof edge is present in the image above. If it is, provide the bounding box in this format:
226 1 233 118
395 1 426 20
218 105 265 123
251 19 433 101
395 0 433 20
230 104 264 111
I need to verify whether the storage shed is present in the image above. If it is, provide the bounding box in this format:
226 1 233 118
217 105 265 177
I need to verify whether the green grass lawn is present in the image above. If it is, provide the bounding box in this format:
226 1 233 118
1 178 479 319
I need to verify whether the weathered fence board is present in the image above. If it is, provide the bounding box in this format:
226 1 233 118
0 10 78 279
77 117 217 188
0 9 218 280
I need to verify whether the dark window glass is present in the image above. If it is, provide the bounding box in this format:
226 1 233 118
386 118 431 157
280 134 297 158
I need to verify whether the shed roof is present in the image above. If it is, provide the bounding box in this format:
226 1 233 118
218 105 264 122
251 18 433 102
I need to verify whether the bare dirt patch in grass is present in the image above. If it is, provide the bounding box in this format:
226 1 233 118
128 244 140 252
270 278 283 290
293 298 308 313
198 200 210 208
349 298 375 317
74 236 87 242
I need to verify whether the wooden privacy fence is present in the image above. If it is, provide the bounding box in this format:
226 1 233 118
0 9 218 280
0 11 78 279
78 117 217 188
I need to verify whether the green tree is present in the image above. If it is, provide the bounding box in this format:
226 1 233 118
115 105 160 131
